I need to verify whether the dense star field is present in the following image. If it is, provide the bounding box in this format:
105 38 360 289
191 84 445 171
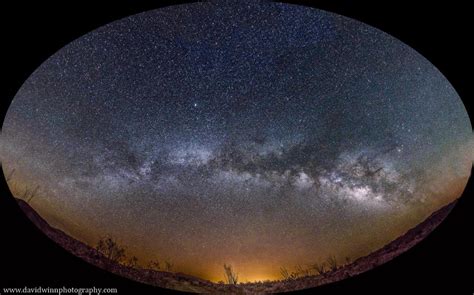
1 1 472 282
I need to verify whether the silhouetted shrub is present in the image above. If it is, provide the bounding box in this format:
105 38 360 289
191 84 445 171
345 256 352 265
327 255 338 271
280 266 291 280
147 260 161 270
312 261 326 275
126 256 139 268
5 169 15 182
96 237 126 263
223 264 238 284
164 260 173 272
295 264 311 277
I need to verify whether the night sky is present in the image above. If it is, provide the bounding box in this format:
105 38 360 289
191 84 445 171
1 1 472 282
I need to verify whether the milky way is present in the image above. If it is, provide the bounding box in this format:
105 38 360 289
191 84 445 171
1 1 472 282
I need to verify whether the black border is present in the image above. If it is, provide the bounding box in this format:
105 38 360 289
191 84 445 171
1 1 472 294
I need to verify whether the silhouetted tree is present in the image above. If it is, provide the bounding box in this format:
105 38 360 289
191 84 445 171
223 264 238 284
96 237 126 263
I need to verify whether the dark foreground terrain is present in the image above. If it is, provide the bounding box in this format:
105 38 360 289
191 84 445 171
16 198 456 293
